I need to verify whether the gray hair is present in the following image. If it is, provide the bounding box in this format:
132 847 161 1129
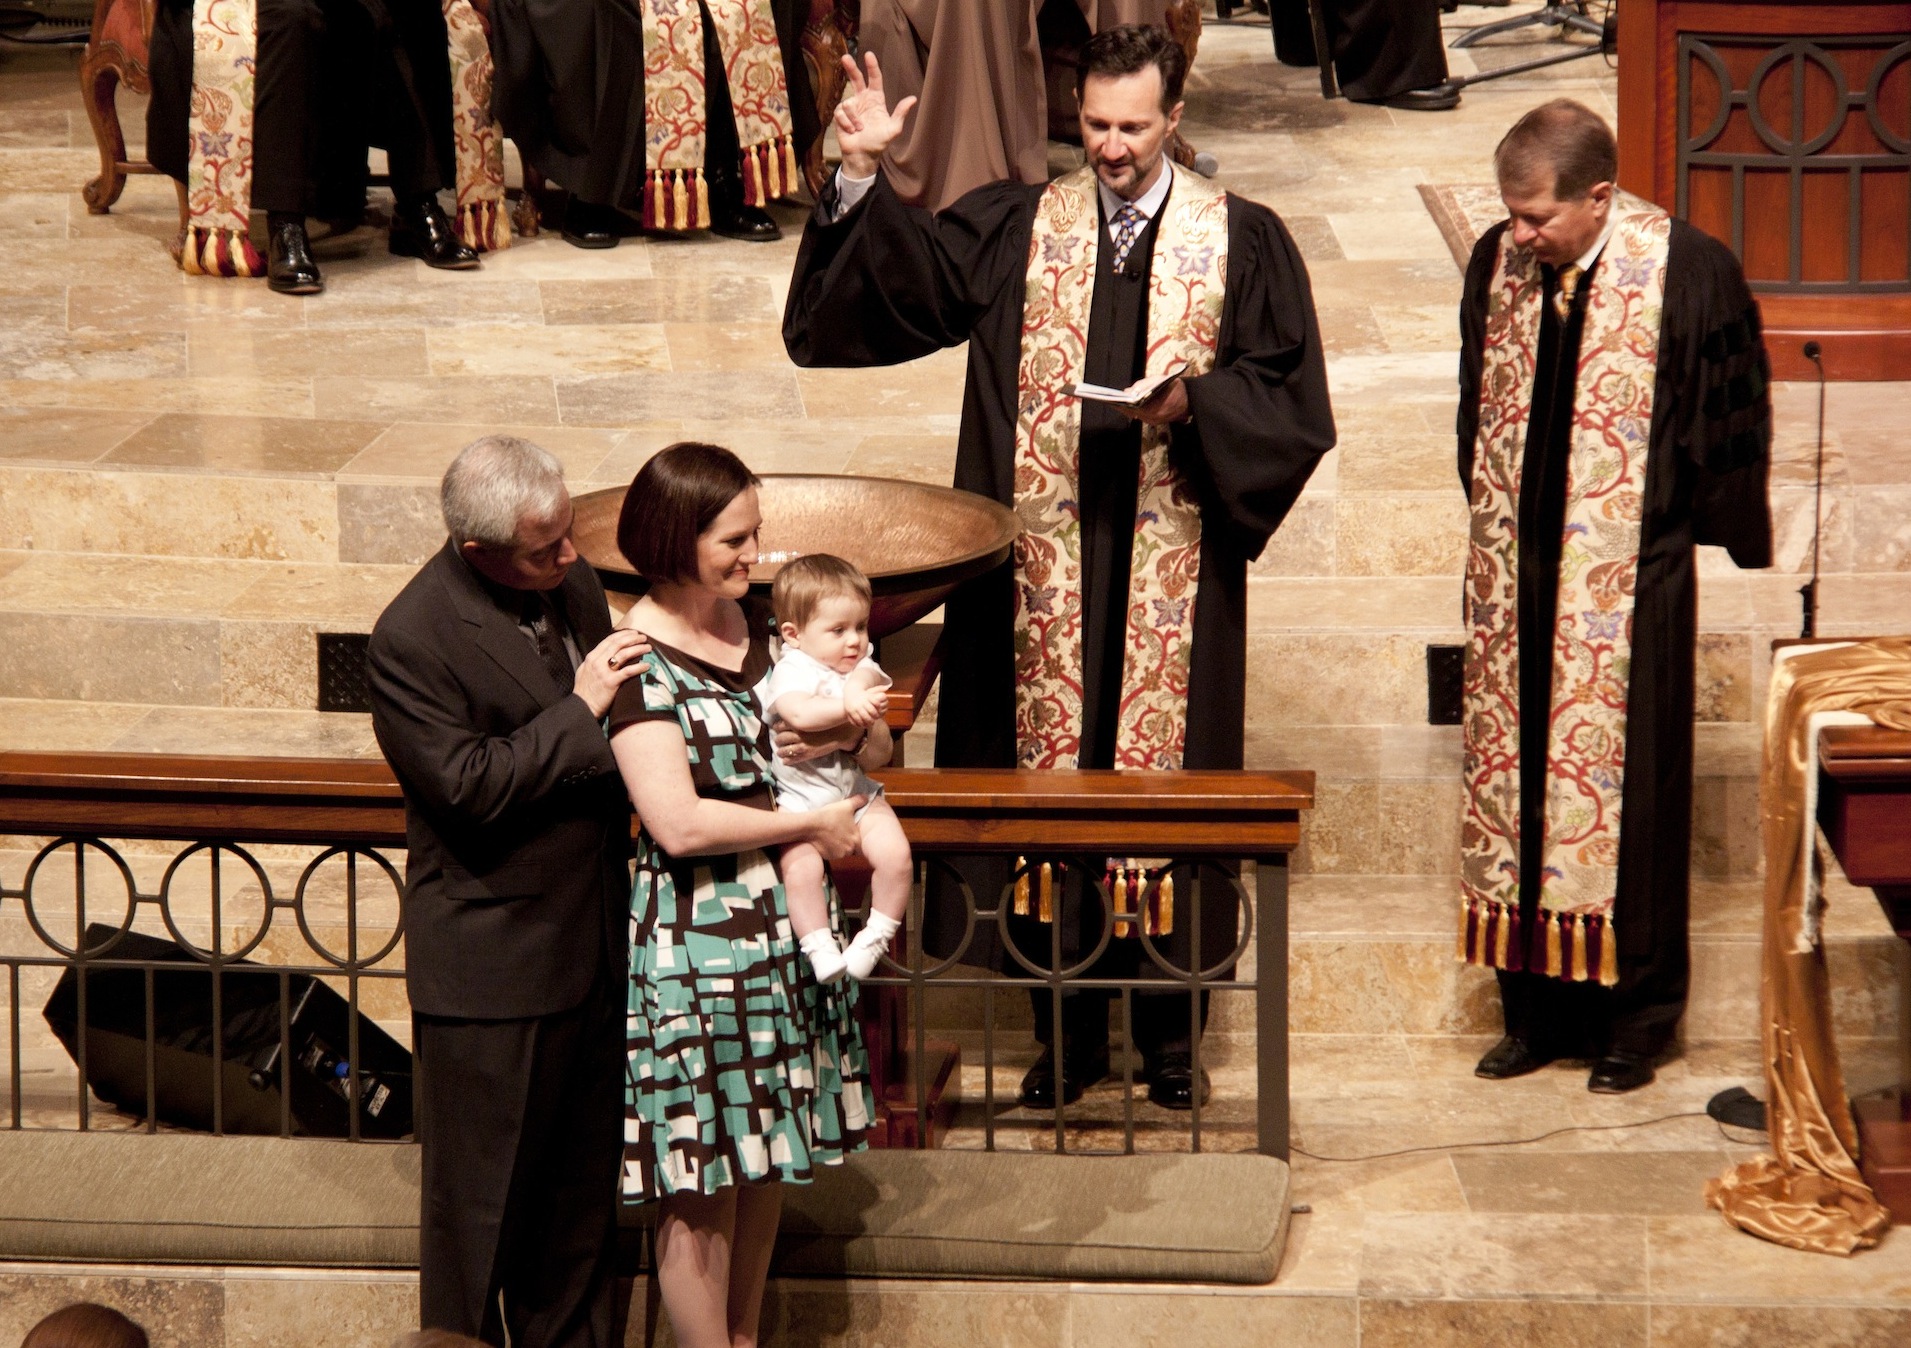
440 435 568 549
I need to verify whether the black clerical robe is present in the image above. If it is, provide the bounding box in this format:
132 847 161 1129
487 0 818 212
1458 218 1772 1060
147 0 455 219
784 170 1334 1053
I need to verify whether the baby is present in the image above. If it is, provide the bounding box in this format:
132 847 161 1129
765 554 913 983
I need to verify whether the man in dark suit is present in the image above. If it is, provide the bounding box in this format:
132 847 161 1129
367 435 650 1348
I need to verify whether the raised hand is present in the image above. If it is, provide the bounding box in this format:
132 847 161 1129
835 52 918 180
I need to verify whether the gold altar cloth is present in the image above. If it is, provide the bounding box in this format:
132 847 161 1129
1706 638 1911 1255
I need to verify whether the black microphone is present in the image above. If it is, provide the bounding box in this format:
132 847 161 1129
1799 341 1826 638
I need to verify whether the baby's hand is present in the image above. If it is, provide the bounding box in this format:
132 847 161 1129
843 686 888 727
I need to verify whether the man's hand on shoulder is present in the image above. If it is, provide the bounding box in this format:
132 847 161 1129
575 629 653 718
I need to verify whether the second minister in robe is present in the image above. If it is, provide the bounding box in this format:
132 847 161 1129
784 27 1334 1110
1458 101 1771 1094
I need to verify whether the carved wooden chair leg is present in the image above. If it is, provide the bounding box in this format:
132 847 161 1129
512 158 544 237
167 177 187 264
79 31 130 211
801 0 852 197
1162 0 1210 171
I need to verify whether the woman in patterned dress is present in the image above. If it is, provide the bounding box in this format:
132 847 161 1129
606 442 878 1347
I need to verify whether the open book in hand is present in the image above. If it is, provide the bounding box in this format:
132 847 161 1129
1066 366 1186 407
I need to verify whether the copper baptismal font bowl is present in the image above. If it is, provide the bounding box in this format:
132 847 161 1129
572 475 1021 639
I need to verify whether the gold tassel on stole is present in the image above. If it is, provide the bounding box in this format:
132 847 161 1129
1598 916 1619 986
672 171 690 229
1113 869 1132 939
1570 913 1589 981
1494 902 1511 967
1153 871 1174 938
745 146 762 208
1545 911 1563 976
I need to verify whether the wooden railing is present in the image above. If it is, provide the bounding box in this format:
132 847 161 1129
0 752 1311 1158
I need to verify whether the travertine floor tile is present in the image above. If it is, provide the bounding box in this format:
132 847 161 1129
340 421 622 481
0 406 150 462
539 274 779 325
427 323 670 378
1358 1211 1648 1298
103 413 386 474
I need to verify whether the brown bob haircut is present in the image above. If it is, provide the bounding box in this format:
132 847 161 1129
1077 23 1187 112
1494 98 1617 202
771 553 873 631
22 1303 149 1348
616 442 761 583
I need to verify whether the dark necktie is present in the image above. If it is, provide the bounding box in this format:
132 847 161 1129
521 591 576 694
1109 203 1144 274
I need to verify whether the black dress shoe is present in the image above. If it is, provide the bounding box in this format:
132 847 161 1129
1588 1053 1655 1094
1017 1044 1110 1109
1144 1052 1212 1111
1474 1035 1555 1080
561 195 622 249
709 201 782 242
266 218 322 296
389 197 481 270
1381 83 1462 112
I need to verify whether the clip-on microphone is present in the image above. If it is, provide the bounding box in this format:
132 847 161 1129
1799 340 1827 639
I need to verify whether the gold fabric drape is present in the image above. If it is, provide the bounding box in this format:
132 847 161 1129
1706 637 1911 1255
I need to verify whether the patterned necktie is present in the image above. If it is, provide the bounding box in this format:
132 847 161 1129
521 591 576 694
1553 263 1583 322
1108 203 1144 274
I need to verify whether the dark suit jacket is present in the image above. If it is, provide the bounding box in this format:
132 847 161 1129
368 542 631 1021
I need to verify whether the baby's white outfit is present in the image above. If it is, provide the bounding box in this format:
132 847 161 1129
764 646 890 815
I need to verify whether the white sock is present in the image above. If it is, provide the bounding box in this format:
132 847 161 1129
845 911 902 981
799 929 847 984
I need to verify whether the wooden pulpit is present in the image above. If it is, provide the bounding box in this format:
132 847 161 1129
1616 1 1911 380
1818 723 1911 1217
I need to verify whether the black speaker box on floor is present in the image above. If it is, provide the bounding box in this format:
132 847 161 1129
43 923 413 1139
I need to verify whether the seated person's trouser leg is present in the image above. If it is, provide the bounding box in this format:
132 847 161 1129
252 0 325 214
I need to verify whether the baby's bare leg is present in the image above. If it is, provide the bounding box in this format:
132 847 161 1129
858 797 913 923
780 841 831 938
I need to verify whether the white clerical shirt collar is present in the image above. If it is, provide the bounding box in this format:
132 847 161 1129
1575 212 1617 273
1098 159 1174 229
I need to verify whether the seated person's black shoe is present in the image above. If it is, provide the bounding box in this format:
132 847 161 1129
266 215 322 296
1379 83 1461 112
1474 1035 1555 1080
709 200 781 242
1588 1052 1655 1094
1144 1052 1212 1111
389 195 481 270
562 194 622 249
1017 1044 1110 1110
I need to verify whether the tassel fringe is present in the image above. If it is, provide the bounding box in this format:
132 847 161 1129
1461 898 1618 985
644 168 711 232
180 225 263 279
738 135 799 207
455 199 512 254
1011 858 1054 923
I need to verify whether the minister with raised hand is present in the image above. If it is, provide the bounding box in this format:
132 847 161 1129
785 26 1335 1112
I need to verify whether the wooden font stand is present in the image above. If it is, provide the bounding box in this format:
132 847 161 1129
1817 723 1911 1217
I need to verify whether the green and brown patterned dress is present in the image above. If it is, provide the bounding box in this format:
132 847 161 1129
610 606 872 1200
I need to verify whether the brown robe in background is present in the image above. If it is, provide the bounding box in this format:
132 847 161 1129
858 0 1173 210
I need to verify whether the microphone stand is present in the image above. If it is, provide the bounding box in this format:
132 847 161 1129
1799 340 1827 639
